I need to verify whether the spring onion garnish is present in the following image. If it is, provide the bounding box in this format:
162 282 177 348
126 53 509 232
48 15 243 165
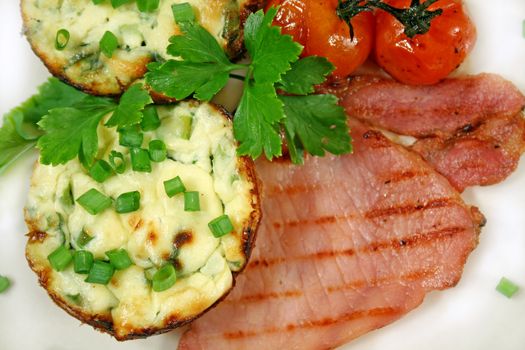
171 2 195 22
137 0 160 12
0 276 11 293
99 30 119 58
184 191 200 211
55 29 70 50
109 150 127 174
115 191 141 213
208 215 234 238
77 230 94 248
106 249 133 270
48 246 73 271
119 127 144 148
89 159 113 183
85 261 115 285
164 176 186 197
144 267 158 281
149 140 167 162
73 250 94 274
76 188 112 215
141 106 161 131
130 148 152 172
496 277 520 298
152 264 177 292
110 0 133 8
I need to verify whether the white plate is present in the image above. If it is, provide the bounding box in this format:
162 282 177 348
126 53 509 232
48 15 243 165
1 1 524 349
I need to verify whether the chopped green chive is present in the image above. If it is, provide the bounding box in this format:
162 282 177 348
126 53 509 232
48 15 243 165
149 140 167 162
184 191 200 211
85 261 115 285
119 127 144 148
48 246 73 271
77 230 94 248
0 276 11 293
141 106 161 131
152 264 177 292
208 215 234 238
496 277 520 298
164 176 186 197
115 191 141 213
73 250 94 274
177 115 193 140
172 3 195 23
130 148 152 172
100 31 119 58
55 29 70 50
144 267 158 281
66 293 82 305
137 0 160 12
76 188 112 215
89 159 113 183
106 249 133 270
111 0 133 8
109 150 127 174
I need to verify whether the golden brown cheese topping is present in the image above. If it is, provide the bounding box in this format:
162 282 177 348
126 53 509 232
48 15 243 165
24 101 260 340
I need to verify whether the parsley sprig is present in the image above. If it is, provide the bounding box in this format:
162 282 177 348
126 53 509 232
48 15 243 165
0 78 86 173
37 83 152 167
146 5 352 163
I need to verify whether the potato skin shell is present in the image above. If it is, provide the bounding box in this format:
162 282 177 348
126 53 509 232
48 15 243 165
24 102 262 341
21 0 264 97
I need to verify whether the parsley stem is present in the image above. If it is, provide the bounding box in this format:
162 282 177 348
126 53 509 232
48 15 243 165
229 73 246 81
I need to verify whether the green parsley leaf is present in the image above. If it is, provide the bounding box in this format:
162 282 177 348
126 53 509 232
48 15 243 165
278 57 334 95
146 60 231 101
0 114 36 174
37 97 116 166
100 31 119 58
280 94 351 164
167 22 232 65
105 84 152 128
0 78 88 173
146 14 239 101
16 78 87 124
244 8 302 84
137 0 159 12
234 83 283 160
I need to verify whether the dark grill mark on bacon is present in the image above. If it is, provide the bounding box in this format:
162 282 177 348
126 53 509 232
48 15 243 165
248 226 466 269
222 308 401 339
365 198 454 219
225 268 439 304
272 215 345 229
382 170 430 184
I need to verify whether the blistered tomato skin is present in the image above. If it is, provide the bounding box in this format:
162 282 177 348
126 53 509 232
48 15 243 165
375 0 477 85
305 0 374 79
268 0 374 79
267 0 308 47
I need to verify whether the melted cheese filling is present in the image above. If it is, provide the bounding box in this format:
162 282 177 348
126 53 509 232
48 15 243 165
26 101 254 335
22 0 243 92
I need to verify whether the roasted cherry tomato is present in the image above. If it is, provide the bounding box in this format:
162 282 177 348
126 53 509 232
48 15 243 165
374 0 477 85
266 0 308 47
304 0 374 79
268 0 374 79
